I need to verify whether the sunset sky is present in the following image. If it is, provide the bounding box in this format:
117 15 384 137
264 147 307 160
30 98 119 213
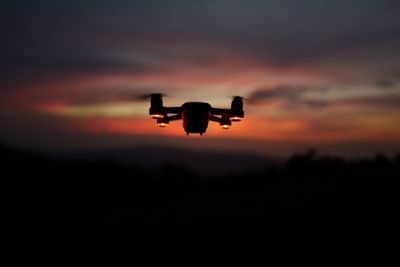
1 0 400 157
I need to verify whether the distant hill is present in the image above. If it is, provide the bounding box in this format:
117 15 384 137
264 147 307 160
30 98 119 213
48 145 276 176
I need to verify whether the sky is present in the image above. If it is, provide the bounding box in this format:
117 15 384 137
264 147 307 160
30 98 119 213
1 0 400 158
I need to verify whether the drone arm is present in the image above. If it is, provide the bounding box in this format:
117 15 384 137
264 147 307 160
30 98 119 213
166 114 181 121
155 114 181 127
210 108 230 116
210 115 232 129
165 107 182 114
209 115 222 123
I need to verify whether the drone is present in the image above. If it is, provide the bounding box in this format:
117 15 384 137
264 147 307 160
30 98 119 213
148 94 244 135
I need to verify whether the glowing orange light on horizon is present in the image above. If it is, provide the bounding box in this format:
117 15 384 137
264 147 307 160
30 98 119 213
221 125 230 129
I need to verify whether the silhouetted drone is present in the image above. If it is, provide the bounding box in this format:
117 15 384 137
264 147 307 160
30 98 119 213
148 94 244 135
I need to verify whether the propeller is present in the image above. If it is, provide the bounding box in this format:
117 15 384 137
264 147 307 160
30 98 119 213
232 95 256 104
232 96 243 101
231 95 259 105
118 90 167 102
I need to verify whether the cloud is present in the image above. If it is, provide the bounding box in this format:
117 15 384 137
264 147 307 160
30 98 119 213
375 79 398 88
340 94 400 108
249 85 305 101
2 0 400 89
249 85 400 109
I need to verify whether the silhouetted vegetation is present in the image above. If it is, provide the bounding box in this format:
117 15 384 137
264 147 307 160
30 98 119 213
1 144 399 264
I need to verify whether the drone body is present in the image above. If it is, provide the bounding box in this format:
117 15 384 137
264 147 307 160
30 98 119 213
149 94 244 135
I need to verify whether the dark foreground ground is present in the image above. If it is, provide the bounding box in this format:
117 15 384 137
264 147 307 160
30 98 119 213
1 144 399 264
